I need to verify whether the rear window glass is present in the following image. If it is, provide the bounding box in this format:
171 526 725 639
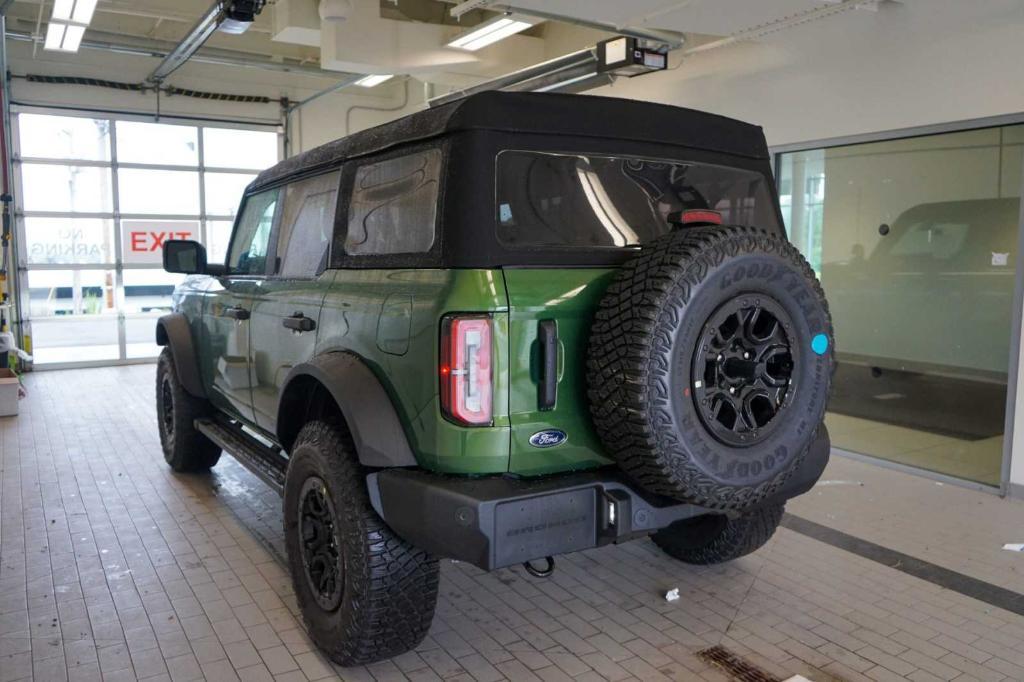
496 151 778 248
346 149 441 255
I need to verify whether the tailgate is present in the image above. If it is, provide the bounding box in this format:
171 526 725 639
502 268 617 476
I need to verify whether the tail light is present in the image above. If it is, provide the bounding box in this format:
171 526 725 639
440 315 493 426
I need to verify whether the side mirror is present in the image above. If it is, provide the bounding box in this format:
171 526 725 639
163 239 207 274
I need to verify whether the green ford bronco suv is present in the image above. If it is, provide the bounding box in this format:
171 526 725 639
157 91 833 665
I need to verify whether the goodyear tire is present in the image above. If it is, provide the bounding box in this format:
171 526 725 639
652 504 784 565
587 226 832 511
156 348 221 472
284 420 439 666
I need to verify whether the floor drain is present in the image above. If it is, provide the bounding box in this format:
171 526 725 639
696 645 782 682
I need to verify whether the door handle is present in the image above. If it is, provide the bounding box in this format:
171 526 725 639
538 319 557 411
222 306 250 321
282 312 316 333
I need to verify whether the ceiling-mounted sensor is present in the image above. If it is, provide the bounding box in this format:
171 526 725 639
319 0 352 22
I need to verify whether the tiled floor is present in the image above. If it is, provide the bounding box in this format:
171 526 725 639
3 365 1024 681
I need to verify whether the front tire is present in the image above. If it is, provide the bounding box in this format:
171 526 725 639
652 503 784 565
283 421 439 666
156 348 221 472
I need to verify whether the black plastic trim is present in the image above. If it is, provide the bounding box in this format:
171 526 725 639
155 313 206 399
538 319 557 411
277 352 418 467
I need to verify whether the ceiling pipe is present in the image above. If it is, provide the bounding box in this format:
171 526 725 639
148 2 224 83
4 28 343 79
428 47 596 107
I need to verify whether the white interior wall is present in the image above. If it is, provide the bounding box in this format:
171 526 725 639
4 38 422 154
590 0 1024 491
591 0 1024 148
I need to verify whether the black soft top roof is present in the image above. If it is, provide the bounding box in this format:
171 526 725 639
252 91 768 190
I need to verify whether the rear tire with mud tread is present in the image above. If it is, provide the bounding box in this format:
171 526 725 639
587 225 833 510
652 504 784 565
284 420 439 666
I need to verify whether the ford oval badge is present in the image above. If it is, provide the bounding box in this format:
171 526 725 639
529 430 567 448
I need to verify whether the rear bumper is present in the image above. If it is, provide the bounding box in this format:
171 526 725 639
368 425 830 571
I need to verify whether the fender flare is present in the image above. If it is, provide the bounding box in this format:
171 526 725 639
278 352 418 468
155 313 206 398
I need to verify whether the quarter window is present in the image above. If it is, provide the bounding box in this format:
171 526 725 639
229 189 279 275
275 172 340 277
346 149 441 255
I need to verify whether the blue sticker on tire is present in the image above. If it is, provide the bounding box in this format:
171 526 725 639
811 333 829 355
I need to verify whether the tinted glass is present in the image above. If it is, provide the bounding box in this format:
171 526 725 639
778 125 1024 486
228 189 279 275
496 151 778 248
346 149 441 255
276 172 339 277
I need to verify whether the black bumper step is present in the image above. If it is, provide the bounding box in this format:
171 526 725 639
195 418 287 493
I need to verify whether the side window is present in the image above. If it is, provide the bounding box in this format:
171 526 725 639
274 171 340 277
228 189 279 275
346 149 441 255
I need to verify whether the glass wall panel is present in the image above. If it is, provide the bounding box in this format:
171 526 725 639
27 269 119 364
203 128 277 169
204 172 255 217
118 169 200 215
16 113 278 366
116 121 198 165
24 218 115 265
123 269 185 359
206 220 234 265
19 114 110 161
778 125 1023 485
21 164 113 212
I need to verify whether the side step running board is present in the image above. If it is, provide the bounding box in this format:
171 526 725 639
195 418 288 494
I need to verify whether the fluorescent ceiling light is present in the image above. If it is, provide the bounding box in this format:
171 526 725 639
44 22 65 50
61 24 86 51
51 0 97 24
447 15 535 51
355 74 394 87
71 0 98 24
43 20 86 52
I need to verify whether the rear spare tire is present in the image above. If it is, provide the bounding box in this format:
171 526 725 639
587 226 832 511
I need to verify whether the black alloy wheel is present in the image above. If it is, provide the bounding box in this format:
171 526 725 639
298 476 343 612
692 296 795 447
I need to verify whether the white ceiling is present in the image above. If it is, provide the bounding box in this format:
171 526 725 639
507 0 839 37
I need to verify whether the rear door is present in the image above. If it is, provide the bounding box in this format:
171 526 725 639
202 188 280 424
249 171 340 435
497 150 781 475
504 268 616 476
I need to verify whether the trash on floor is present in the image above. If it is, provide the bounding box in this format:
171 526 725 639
1003 543 1024 552
817 480 864 486
664 588 680 602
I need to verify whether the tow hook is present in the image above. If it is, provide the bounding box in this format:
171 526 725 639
523 556 554 578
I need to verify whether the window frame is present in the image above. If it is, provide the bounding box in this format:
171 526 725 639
265 169 342 281
224 187 283 278
330 140 448 270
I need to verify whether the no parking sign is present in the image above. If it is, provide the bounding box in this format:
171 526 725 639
122 220 200 265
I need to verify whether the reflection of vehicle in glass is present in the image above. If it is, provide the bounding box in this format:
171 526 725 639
822 198 1019 382
154 92 833 665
